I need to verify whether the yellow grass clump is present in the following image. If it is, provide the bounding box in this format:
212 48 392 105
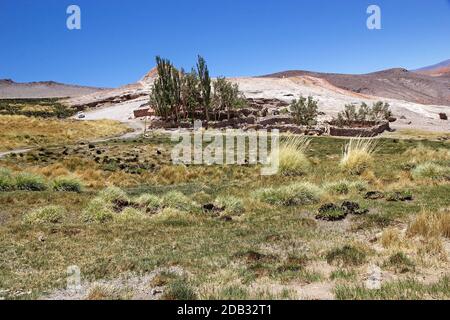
277 135 311 176
407 210 450 239
0 115 131 151
340 138 377 175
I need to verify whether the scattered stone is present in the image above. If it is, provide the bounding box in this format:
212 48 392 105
365 265 382 290
88 144 95 149
439 113 448 120
364 191 384 200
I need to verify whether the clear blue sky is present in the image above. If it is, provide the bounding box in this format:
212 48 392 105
1 0 449 87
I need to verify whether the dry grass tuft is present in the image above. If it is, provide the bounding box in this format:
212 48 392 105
277 135 311 176
340 138 377 175
407 210 450 239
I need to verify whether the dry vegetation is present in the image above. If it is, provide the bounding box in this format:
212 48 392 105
0 115 131 151
0 126 449 300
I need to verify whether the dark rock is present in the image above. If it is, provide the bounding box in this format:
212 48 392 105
439 113 448 120
386 191 413 202
88 144 95 149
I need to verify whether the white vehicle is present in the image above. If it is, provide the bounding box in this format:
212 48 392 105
77 112 86 119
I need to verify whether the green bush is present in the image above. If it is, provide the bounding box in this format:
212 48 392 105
214 196 244 215
15 173 47 191
23 205 66 224
289 96 319 126
254 182 322 206
83 198 115 223
52 177 83 192
0 168 15 191
411 162 450 181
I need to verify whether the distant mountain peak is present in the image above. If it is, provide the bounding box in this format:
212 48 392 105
413 59 450 77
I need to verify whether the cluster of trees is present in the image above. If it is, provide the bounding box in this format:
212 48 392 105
289 96 319 126
150 56 246 123
335 101 392 125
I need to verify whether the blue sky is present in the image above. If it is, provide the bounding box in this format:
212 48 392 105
0 0 449 87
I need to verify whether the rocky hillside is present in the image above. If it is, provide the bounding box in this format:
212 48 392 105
414 59 450 77
0 79 106 99
261 68 450 106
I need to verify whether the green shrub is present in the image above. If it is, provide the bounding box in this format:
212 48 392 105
83 198 115 223
254 182 322 206
162 191 196 212
23 205 66 224
214 195 244 215
326 245 367 267
0 168 15 191
52 177 83 192
289 96 319 126
411 162 450 181
15 173 47 191
98 186 128 203
135 193 162 212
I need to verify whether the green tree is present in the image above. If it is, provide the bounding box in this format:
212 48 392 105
196 55 211 122
290 96 319 126
213 77 247 121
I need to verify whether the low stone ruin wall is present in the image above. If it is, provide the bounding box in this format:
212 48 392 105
328 121 390 137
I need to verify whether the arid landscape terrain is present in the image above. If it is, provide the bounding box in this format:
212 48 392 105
0 56 449 301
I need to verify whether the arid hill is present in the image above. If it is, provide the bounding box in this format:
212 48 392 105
0 79 107 99
261 67 450 106
414 59 450 77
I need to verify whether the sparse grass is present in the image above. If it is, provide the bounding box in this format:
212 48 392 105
52 176 83 192
384 252 415 273
162 278 197 300
23 205 66 224
0 115 131 151
214 195 245 215
323 179 368 195
162 191 197 212
411 162 450 181
326 245 367 267
1 134 449 300
404 144 450 164
98 186 128 203
115 207 145 223
253 182 322 206
380 228 403 248
340 138 377 175
335 276 450 300
277 136 311 176
135 193 162 213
